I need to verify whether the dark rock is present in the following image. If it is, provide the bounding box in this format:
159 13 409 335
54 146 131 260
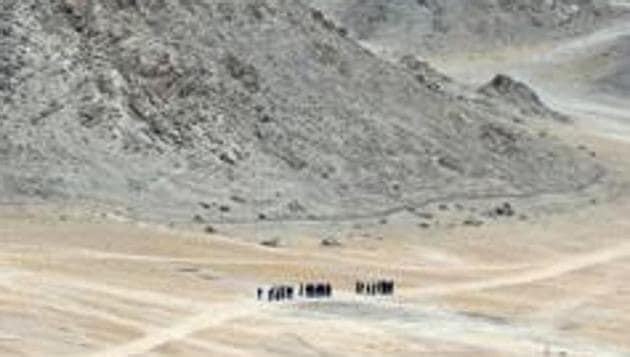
463 219 484 227
260 238 280 247
321 238 342 247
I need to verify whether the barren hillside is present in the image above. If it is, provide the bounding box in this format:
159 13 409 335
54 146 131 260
307 0 623 58
0 0 602 222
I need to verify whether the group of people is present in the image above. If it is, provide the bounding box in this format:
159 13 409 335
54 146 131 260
257 280 395 301
257 282 333 302
355 280 395 296
259 285 294 302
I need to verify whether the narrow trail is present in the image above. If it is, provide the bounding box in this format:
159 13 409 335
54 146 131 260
0 272 254 356
402 240 630 297
541 20 630 62
85 302 259 357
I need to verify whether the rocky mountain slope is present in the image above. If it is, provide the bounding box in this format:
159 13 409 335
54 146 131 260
0 0 602 222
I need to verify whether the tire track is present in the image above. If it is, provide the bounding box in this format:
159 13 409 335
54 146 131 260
402 241 630 297
85 301 259 357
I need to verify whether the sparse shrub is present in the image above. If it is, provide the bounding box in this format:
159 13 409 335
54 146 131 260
230 195 246 203
321 238 342 247
417 212 434 219
463 219 483 227
260 238 280 247
204 225 216 234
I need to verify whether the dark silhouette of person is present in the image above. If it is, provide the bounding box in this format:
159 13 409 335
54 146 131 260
268 287 274 301
287 286 294 300
325 283 331 297
299 283 304 297
378 280 385 295
356 281 363 294
315 283 326 297
306 284 314 298
257 287 263 300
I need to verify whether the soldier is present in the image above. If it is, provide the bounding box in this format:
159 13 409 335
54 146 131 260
287 286 294 300
316 283 326 298
325 282 331 297
257 287 263 300
306 283 314 298
378 280 388 295
268 287 274 302
356 281 363 294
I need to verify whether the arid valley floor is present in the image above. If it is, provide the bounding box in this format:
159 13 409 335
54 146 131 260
3 127 630 356
3 169 630 356
3 1 630 356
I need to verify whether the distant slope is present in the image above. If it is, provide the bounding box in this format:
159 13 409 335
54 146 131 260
307 0 622 58
0 0 602 222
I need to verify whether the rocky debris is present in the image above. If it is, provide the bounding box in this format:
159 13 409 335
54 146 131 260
307 0 620 57
223 54 261 93
260 238 281 248
399 54 451 92
0 0 603 223
218 205 231 213
479 123 521 156
479 74 569 122
490 202 516 218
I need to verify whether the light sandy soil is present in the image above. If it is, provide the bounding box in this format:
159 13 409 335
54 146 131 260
2 124 630 356
3 13 630 357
